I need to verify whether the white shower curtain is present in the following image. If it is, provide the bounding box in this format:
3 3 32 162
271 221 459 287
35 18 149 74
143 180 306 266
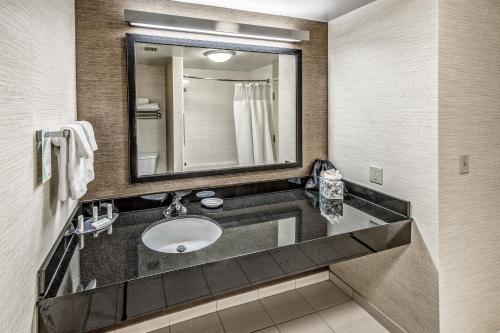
233 82 275 166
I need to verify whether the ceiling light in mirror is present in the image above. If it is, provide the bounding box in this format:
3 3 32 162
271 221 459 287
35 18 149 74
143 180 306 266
203 50 235 63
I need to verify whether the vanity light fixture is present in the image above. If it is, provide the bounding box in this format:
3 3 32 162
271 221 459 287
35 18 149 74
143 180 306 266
124 10 310 43
203 50 235 62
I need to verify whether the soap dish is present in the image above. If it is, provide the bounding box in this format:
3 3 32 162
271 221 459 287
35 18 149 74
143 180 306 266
196 190 215 198
74 213 119 236
201 198 223 209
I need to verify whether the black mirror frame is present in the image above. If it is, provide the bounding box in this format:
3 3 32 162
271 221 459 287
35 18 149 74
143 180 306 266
126 33 303 183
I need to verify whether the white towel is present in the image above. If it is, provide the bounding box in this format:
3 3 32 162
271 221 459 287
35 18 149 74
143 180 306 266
76 120 97 151
75 120 98 183
52 123 97 201
137 103 160 111
136 97 149 105
64 124 92 159
65 124 91 199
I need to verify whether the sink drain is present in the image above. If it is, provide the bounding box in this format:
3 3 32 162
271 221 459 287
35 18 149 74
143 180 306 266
177 245 186 253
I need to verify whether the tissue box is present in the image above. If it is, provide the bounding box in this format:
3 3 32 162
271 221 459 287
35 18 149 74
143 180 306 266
319 177 344 200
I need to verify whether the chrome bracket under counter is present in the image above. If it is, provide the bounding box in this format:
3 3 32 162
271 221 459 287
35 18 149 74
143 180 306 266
36 178 412 333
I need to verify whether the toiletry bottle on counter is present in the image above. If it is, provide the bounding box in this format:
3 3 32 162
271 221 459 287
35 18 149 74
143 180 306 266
320 170 344 200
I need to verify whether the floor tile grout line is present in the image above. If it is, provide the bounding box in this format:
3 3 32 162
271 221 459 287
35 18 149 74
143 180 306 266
214 309 228 333
316 298 360 333
255 294 353 333
292 288 316 313
253 298 278 332
257 292 317 328
260 310 333 332
320 297 352 311
317 310 338 333
257 297 280 328
298 280 353 311
163 275 351 332
296 283 320 310
170 286 352 333
255 294 355 333
216 299 275 333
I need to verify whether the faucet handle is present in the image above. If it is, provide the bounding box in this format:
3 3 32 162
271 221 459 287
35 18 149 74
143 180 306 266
162 190 191 207
163 206 173 218
177 204 187 215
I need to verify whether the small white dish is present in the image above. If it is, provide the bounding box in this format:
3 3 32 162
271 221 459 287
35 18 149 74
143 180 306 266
196 190 215 198
201 197 224 209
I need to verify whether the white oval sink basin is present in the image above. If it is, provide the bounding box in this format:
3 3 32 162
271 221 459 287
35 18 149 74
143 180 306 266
142 216 222 253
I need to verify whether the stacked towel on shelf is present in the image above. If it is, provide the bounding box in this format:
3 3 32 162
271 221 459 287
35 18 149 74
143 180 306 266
136 97 149 105
52 121 98 201
136 103 160 111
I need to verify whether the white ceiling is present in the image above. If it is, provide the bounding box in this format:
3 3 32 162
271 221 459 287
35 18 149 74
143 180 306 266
173 0 376 22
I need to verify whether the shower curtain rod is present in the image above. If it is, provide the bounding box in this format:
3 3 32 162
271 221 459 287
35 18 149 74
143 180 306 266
183 75 269 83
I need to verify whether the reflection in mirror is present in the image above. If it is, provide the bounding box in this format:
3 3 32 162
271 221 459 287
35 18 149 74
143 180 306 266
130 37 300 180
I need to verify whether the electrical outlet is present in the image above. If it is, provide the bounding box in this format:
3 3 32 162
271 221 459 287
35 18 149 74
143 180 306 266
459 155 470 174
370 166 383 185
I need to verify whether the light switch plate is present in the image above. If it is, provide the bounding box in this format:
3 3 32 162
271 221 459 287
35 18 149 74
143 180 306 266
459 155 470 174
370 166 383 185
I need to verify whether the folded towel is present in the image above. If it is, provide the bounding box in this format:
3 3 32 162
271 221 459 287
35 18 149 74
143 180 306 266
136 97 149 105
137 103 160 111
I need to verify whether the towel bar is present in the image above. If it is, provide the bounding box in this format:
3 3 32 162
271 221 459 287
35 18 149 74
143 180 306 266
35 129 70 143
136 110 161 119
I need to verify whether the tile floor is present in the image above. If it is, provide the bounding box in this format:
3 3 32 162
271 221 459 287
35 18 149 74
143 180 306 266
150 281 388 333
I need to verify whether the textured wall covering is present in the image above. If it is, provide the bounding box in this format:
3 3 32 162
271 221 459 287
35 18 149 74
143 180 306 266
0 1 77 332
75 0 328 199
328 0 439 332
438 1 500 331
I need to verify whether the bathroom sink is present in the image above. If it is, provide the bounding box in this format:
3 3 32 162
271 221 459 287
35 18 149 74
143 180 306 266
142 215 222 253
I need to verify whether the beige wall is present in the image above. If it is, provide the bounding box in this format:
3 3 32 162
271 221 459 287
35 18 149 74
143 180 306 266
438 0 500 331
76 0 328 199
328 0 439 332
0 0 77 332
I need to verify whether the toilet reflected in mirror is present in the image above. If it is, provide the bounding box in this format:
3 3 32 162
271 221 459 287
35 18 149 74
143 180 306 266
137 153 158 176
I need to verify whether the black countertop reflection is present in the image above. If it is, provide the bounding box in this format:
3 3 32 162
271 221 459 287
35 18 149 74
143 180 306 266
62 190 407 294
38 182 412 333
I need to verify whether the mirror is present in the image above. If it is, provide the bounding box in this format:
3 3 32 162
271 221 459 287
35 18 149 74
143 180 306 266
127 34 302 182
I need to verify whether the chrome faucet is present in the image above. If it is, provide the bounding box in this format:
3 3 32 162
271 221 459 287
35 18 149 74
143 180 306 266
163 192 188 217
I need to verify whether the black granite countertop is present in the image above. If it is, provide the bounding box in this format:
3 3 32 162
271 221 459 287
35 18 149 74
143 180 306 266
57 188 409 297
38 180 412 333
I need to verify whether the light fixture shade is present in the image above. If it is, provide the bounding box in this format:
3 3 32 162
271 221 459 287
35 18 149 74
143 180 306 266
203 50 235 63
124 10 309 43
